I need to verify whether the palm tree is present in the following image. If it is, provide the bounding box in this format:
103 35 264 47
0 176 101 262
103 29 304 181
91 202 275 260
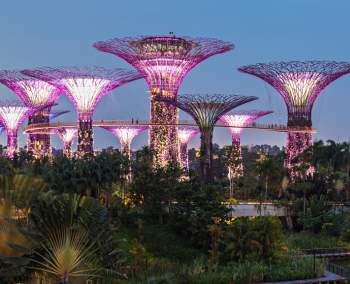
254 158 280 216
323 140 343 174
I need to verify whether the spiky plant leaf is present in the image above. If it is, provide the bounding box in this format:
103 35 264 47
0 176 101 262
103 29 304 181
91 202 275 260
0 265 25 276
0 255 30 265
4 242 33 255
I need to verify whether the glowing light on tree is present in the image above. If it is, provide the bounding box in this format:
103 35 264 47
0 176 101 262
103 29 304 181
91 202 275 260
22 67 142 157
93 35 234 167
0 71 62 157
54 127 78 157
100 126 149 157
219 110 273 177
178 126 200 169
155 94 258 184
238 61 350 176
49 109 70 121
0 101 38 158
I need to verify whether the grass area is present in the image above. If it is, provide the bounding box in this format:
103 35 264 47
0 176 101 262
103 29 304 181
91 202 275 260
282 231 342 250
115 223 206 265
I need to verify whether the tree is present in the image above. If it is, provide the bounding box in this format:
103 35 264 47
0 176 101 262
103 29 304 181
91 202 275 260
254 158 280 216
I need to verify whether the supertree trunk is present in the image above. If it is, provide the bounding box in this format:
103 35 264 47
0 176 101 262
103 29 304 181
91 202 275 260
286 132 313 178
232 137 243 178
77 120 93 157
63 140 74 157
200 128 213 185
7 131 18 158
120 141 130 157
27 109 52 157
149 99 179 167
179 142 189 169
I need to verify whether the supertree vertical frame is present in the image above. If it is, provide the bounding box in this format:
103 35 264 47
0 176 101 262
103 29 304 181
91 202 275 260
178 126 200 169
238 61 350 175
0 101 38 158
0 70 62 157
155 94 258 184
100 125 149 157
93 35 234 167
53 127 78 157
22 67 142 157
219 109 273 177
49 109 70 121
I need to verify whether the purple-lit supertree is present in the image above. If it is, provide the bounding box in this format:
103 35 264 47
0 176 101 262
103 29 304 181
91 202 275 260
178 126 200 169
219 110 273 177
100 125 149 157
49 109 70 121
22 67 142 157
53 127 78 157
0 101 38 158
238 61 350 175
0 70 62 157
93 35 234 167
155 94 258 184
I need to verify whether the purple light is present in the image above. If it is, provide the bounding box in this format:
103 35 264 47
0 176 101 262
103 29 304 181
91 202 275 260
100 125 149 156
219 109 273 177
178 126 200 169
49 109 70 121
0 70 62 157
154 94 258 184
54 127 78 157
22 67 142 157
93 36 234 167
0 101 38 158
238 61 350 173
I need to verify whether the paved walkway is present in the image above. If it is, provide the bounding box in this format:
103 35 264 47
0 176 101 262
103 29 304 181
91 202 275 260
251 271 347 284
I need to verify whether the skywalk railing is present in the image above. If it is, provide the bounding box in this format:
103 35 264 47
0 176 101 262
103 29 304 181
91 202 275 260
23 119 317 134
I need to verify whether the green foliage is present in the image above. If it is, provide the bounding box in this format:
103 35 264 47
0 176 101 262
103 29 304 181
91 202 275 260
282 232 339 249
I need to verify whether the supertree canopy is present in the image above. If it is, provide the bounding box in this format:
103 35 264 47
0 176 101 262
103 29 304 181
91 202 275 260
178 126 200 169
93 35 234 167
49 109 70 121
0 101 38 158
0 70 62 157
155 94 258 184
22 67 142 157
53 127 78 157
238 61 350 173
100 125 149 157
219 109 273 177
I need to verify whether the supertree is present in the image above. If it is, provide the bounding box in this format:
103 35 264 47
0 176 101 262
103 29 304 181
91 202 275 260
155 94 258 184
53 127 78 157
49 109 70 121
0 101 39 158
93 35 234 167
100 125 149 157
238 61 350 174
22 67 142 157
219 110 273 177
0 70 62 157
178 126 200 169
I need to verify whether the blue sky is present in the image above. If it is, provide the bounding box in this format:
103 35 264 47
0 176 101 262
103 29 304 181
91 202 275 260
0 1 349 151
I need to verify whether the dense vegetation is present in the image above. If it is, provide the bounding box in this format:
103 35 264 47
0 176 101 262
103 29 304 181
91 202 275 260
0 139 349 283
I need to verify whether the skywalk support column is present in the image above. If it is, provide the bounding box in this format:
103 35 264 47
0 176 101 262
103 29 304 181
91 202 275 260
93 35 234 167
23 67 142 158
238 61 350 177
154 94 258 184
100 125 149 157
54 127 78 157
219 110 273 177
178 126 200 169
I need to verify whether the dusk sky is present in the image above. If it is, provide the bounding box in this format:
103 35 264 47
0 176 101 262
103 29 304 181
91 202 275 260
0 1 349 151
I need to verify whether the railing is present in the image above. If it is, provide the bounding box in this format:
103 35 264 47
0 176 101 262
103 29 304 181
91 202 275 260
300 247 350 258
328 262 349 280
23 119 317 134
